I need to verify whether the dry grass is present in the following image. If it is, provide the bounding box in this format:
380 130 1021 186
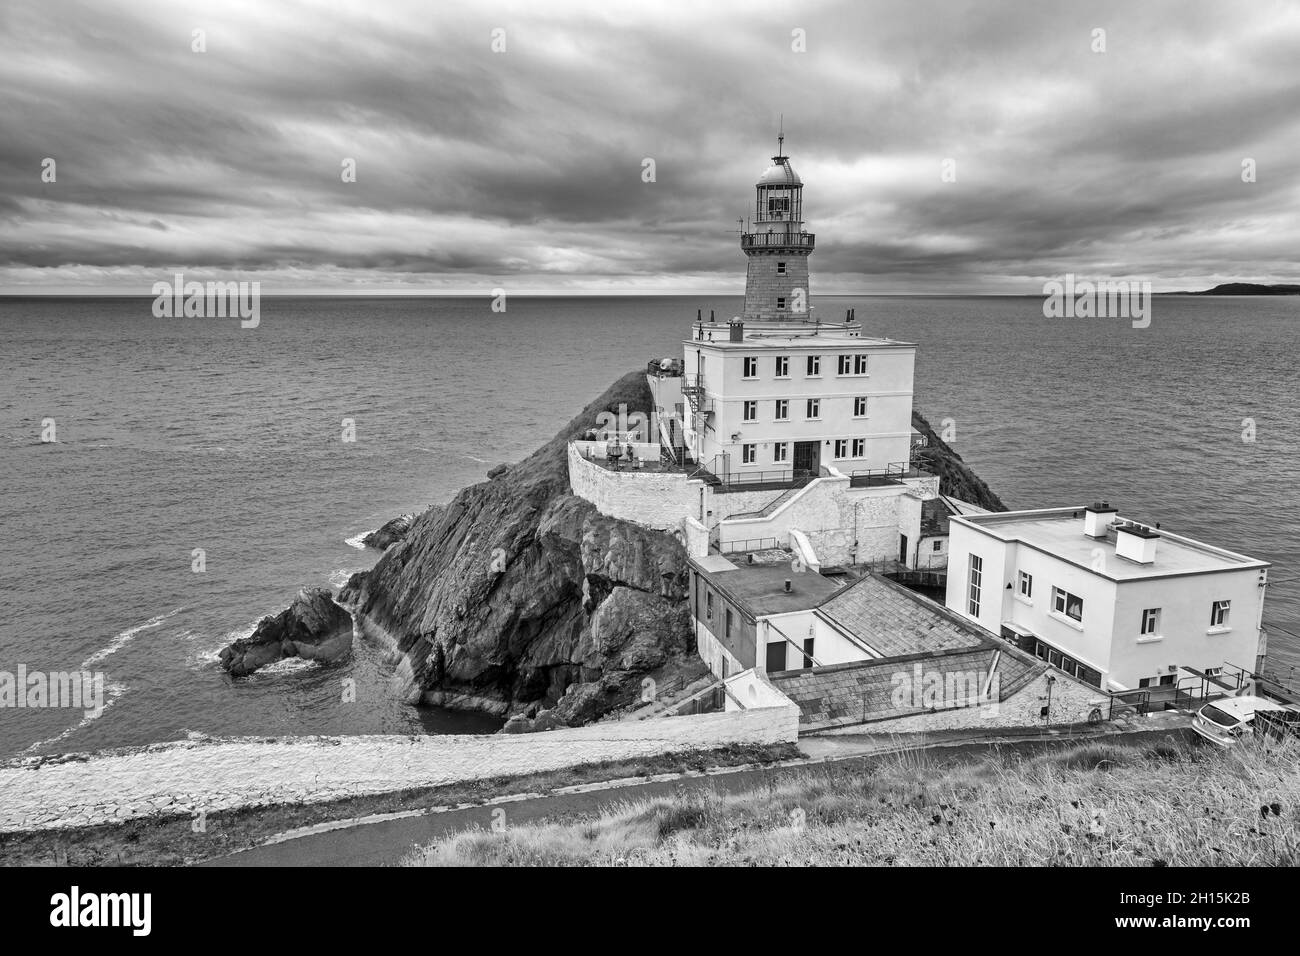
403 737 1300 866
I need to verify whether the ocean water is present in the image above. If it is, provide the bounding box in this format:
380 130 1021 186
1 294 1297 758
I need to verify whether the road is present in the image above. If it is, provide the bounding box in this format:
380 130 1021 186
205 727 1191 867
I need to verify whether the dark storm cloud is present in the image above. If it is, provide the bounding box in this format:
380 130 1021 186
1 0 1297 292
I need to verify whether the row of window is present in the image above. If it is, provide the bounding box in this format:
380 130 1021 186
741 438 867 464
742 396 870 422
1015 568 1232 632
742 354 869 379
1032 640 1103 689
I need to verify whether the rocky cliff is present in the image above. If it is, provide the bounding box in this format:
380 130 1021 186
342 371 694 730
911 410 1008 512
239 371 1007 729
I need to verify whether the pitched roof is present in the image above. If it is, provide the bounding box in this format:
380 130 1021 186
815 573 985 658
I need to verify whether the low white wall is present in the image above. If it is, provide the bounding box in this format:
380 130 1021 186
567 443 704 531
0 703 800 833
682 514 709 559
723 667 799 715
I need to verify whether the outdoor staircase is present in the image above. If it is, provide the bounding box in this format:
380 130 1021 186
728 477 815 520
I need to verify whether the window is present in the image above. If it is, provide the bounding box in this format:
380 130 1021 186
837 354 852 375
1052 587 1084 623
851 438 865 457
725 608 733 639
743 356 758 378
742 443 756 464
705 590 713 620
774 399 789 421
743 400 757 422
776 261 787 274
806 355 821 376
967 554 983 616
776 297 786 310
853 396 868 417
932 540 943 552
1035 642 1100 684
1141 675 1175 688
806 398 820 419
767 196 789 216
1210 600 1231 628
775 355 789 377
1140 608 1160 635
773 442 788 462
854 354 869 374
1018 570 1033 598
834 439 848 458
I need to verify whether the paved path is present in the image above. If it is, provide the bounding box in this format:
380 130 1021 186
207 724 1192 867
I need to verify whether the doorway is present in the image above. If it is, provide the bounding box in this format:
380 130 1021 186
793 440 820 477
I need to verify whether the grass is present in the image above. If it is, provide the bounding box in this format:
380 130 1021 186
403 737 1300 866
0 742 796 866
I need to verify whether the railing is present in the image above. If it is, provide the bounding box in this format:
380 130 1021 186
719 536 783 554
849 462 928 487
741 232 816 250
646 358 683 377
726 477 815 519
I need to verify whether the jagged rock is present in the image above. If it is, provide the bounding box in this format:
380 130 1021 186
218 587 353 677
350 370 697 728
361 514 416 550
487 463 509 479
337 570 368 606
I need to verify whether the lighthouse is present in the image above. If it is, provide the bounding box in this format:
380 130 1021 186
740 131 815 322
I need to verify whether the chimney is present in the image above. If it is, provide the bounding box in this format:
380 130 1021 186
1115 524 1160 564
1083 501 1118 538
729 319 744 342
784 579 792 593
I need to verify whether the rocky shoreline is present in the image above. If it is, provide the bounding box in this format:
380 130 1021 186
220 369 1008 731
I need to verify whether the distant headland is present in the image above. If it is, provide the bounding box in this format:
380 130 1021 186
1169 282 1300 295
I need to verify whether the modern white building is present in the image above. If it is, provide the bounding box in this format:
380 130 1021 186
944 502 1271 693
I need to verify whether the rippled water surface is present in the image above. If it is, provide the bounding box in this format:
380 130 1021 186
1 294 1296 757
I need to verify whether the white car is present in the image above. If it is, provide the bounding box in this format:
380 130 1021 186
1191 695 1291 746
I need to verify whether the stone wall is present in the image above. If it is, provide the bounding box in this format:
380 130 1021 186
0 700 800 833
718 478 915 566
567 443 705 531
743 249 812 321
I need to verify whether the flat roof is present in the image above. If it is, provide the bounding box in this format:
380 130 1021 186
684 322 914 350
953 507 1269 581
690 557 845 617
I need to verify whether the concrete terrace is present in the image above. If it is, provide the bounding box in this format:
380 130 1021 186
695 557 845 617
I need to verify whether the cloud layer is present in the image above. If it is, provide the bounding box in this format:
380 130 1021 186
2 0 1298 292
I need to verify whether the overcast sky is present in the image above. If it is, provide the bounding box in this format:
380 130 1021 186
2 0 1298 294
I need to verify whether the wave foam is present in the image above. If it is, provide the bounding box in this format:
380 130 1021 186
83 606 185 668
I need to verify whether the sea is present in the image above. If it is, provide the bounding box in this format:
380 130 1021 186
1 294 1297 759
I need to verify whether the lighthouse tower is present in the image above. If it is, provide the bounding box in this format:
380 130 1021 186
740 131 815 322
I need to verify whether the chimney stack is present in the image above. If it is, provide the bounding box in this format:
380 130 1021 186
729 319 745 342
1115 524 1160 564
1083 501 1118 539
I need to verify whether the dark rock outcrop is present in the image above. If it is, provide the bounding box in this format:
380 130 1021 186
361 514 416 550
911 410 1008 512
345 370 695 730
219 587 353 677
